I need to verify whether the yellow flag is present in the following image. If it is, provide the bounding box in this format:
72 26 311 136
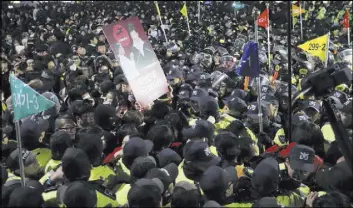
154 2 161 16
292 4 306 17
297 34 329 62
180 3 187 17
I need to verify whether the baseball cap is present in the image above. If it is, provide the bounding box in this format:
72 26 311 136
251 157 280 196
223 89 249 103
226 97 248 113
9 186 43 208
145 163 179 193
123 137 154 163
190 88 209 102
338 99 352 114
182 120 215 140
177 90 190 100
62 148 91 182
315 161 353 193
128 178 164 207
200 166 238 192
156 148 182 168
130 156 157 180
204 200 222 207
6 148 38 172
167 68 184 80
260 85 276 96
171 182 200 208
299 100 321 113
288 144 315 172
63 181 97 208
21 118 49 142
246 102 269 119
260 94 279 106
252 197 281 208
183 140 221 170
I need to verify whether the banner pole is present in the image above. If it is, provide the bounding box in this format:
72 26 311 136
159 17 168 42
15 121 26 187
348 27 351 46
255 11 263 132
198 1 201 24
154 1 168 42
185 2 191 36
324 32 330 68
300 2 303 40
266 3 271 73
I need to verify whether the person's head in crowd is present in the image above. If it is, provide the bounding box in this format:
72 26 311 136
285 144 315 182
223 97 248 119
78 133 104 167
151 100 170 121
156 148 183 168
20 118 49 151
6 148 42 179
251 157 280 197
311 191 351 208
88 33 98 45
146 124 174 153
116 123 140 146
337 99 352 129
97 41 106 55
130 156 157 182
200 166 238 205
99 79 113 97
171 181 201 208
121 110 144 126
183 140 221 182
1 164 8 188
182 120 215 145
128 178 163 207
102 90 119 107
8 186 44 208
122 137 154 169
145 163 179 205
215 131 240 165
291 120 325 158
94 104 117 131
55 114 77 141
252 197 282 208
50 131 73 161
63 180 97 208
70 100 95 128
62 148 91 182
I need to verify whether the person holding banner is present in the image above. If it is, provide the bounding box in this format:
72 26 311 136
127 23 159 70
115 42 139 79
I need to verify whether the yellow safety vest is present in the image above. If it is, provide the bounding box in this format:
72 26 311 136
273 128 287 146
44 159 61 174
32 148 52 171
321 123 335 143
89 165 115 182
224 203 253 207
116 183 131 207
316 7 326 20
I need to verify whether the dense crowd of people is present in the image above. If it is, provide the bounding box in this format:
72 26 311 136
1 1 352 207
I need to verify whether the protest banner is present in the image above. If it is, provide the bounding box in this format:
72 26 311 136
103 16 168 107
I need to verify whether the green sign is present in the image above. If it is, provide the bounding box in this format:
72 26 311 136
10 74 55 121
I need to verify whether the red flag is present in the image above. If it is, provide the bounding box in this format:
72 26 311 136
342 10 349 29
257 8 269 29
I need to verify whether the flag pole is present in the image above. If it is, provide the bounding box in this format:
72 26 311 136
324 32 330 68
299 2 303 40
266 3 271 73
198 1 201 24
347 9 351 46
184 2 191 36
255 9 263 132
15 121 26 187
154 1 168 42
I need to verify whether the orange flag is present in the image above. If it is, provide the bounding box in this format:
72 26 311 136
257 8 269 29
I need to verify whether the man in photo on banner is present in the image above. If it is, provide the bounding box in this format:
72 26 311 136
115 42 139 80
127 23 158 70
